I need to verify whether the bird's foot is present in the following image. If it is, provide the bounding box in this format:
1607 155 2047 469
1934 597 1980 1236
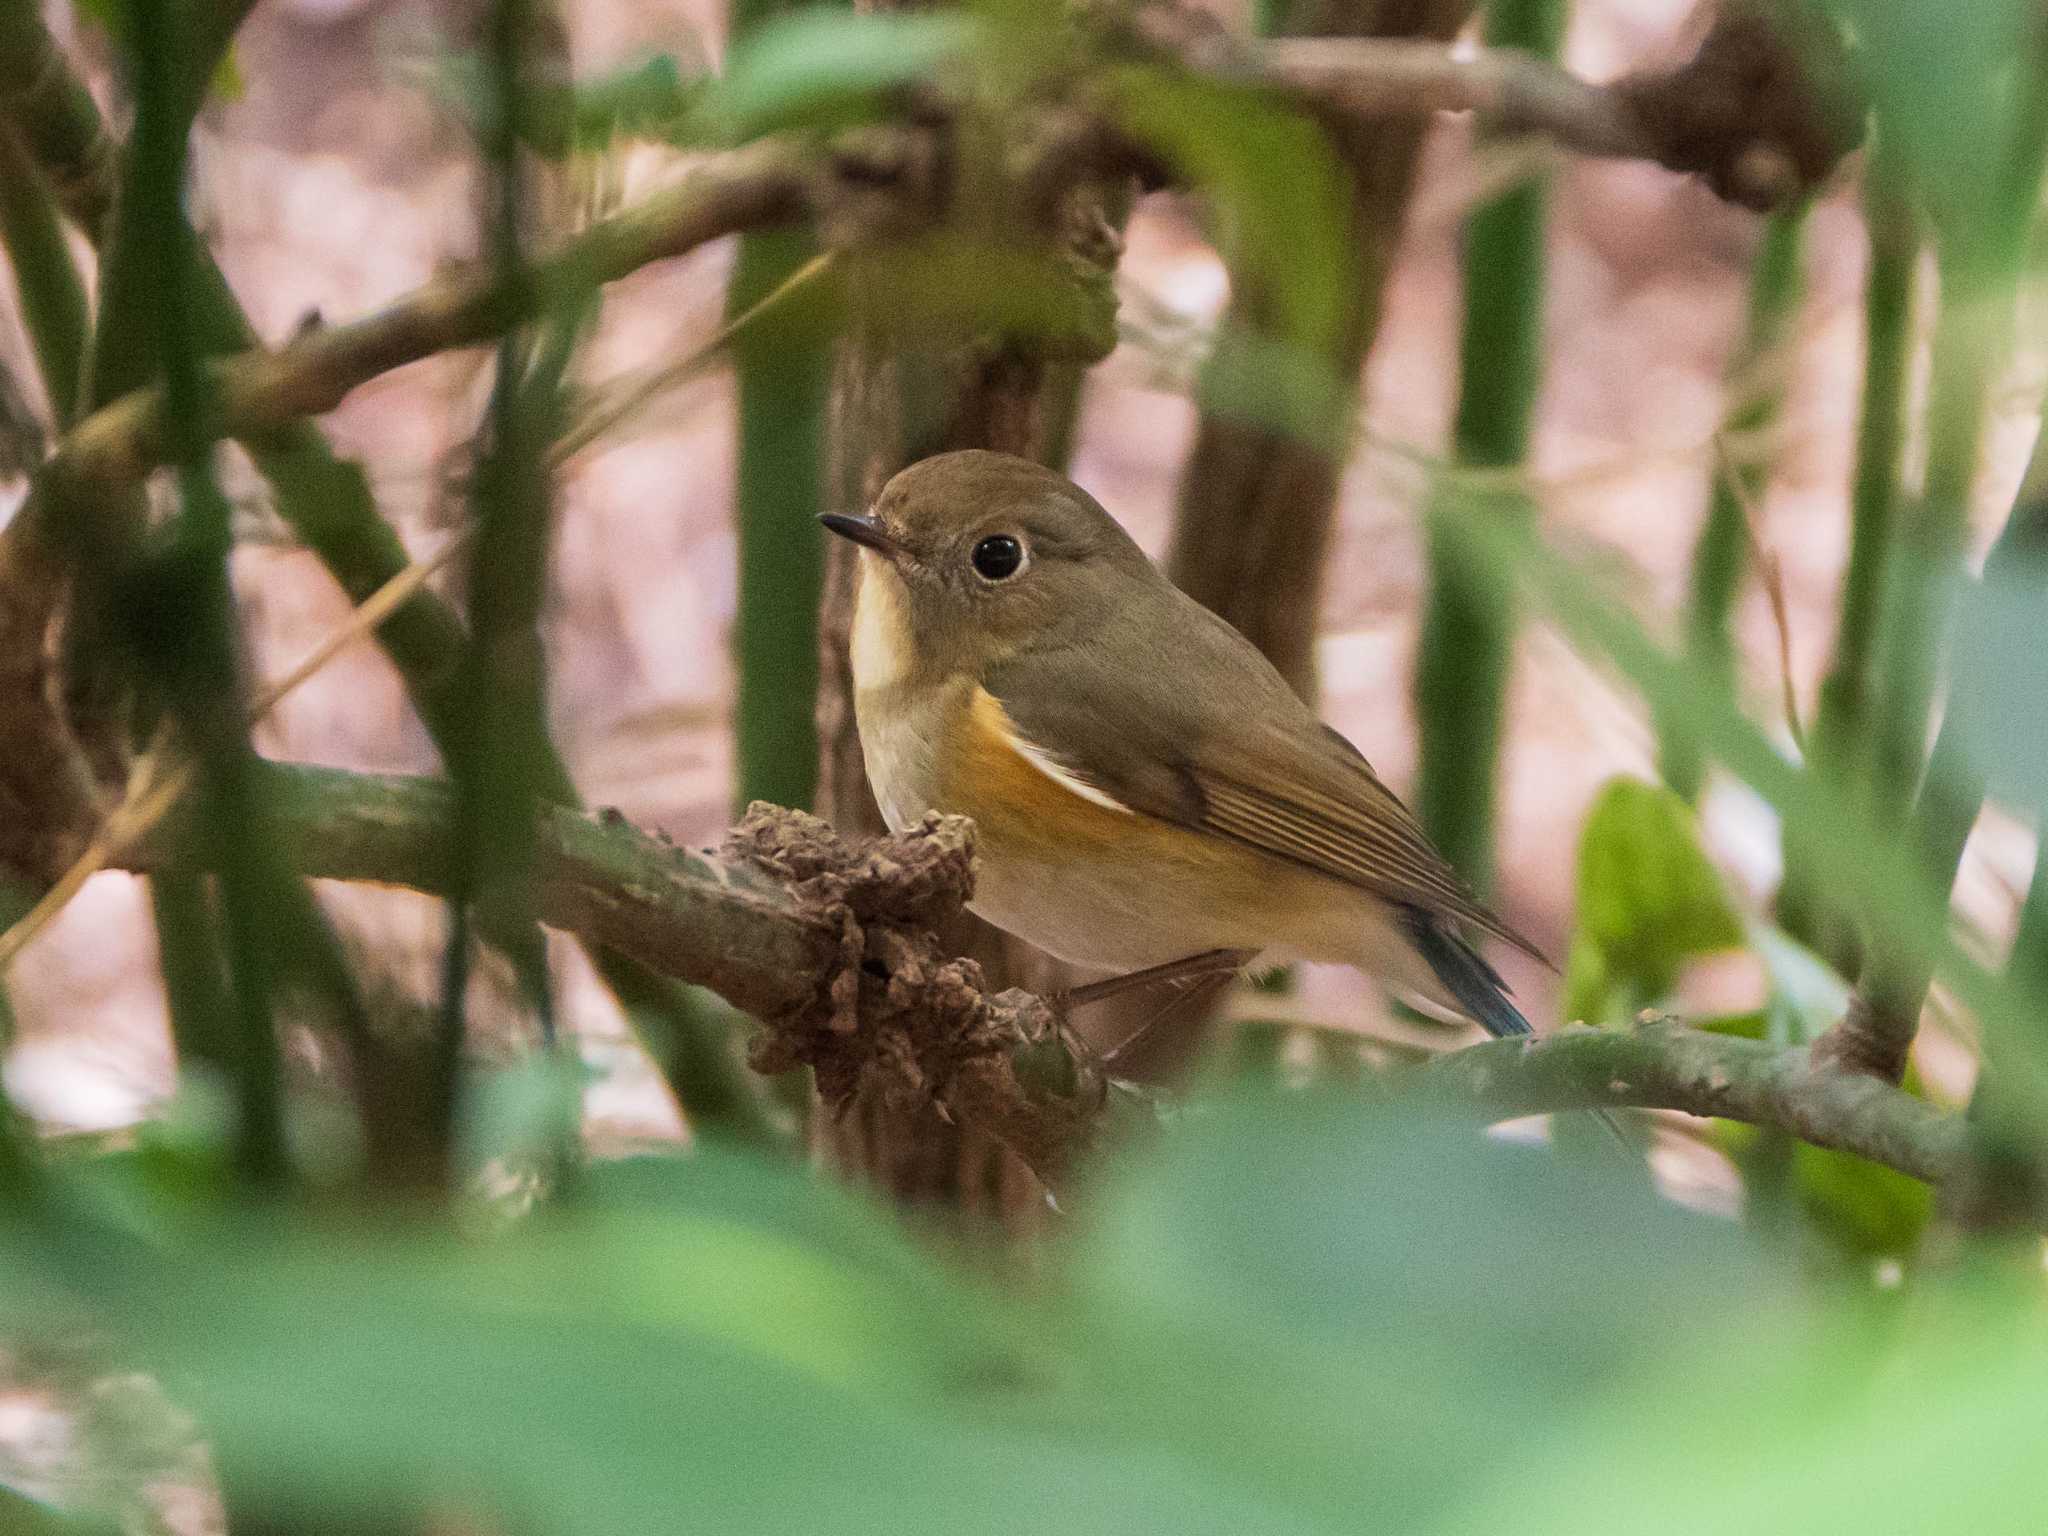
1049 948 1257 1014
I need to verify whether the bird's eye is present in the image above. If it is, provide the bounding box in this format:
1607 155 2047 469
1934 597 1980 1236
970 533 1026 582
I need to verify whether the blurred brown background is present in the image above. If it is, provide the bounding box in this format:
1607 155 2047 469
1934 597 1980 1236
0 0 2032 1154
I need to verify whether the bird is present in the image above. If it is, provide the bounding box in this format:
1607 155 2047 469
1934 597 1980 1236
820 448 1550 1048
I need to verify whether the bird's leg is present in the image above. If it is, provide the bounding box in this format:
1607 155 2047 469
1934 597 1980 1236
1049 948 1257 1013
1097 964 1242 1069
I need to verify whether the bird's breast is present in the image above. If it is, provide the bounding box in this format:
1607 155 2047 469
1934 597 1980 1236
847 551 913 694
849 562 952 832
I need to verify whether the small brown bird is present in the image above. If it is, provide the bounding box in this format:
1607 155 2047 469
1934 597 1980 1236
822 449 1547 1040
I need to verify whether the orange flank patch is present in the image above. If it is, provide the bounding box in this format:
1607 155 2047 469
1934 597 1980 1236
941 688 1247 879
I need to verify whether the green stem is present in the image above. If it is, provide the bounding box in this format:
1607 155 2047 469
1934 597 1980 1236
122 0 290 1188
1862 434 2048 1046
1414 0 1564 894
1871 69 2048 831
1825 204 1916 767
1661 206 1806 802
727 0 837 815
1779 160 1916 958
1 16 784 1147
147 872 240 1083
0 125 89 426
730 229 827 814
2011 845 2048 1009
0 0 117 237
83 0 258 407
1805 65 2048 1084
439 0 561 1153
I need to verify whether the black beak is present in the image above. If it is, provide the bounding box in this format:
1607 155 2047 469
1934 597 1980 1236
818 511 903 557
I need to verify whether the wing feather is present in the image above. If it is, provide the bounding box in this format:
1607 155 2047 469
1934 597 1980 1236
982 575 1549 968
1194 771 1546 965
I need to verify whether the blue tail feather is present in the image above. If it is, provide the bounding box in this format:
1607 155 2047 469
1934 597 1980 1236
1399 908 1637 1154
1399 910 1530 1039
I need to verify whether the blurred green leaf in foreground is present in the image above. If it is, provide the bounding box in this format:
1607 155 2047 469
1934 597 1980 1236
10 1086 2047 1535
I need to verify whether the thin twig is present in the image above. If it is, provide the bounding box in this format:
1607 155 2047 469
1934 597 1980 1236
1713 432 1805 752
23 139 815 508
555 250 835 462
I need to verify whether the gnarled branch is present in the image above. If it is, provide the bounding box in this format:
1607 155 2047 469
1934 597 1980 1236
100 765 1975 1192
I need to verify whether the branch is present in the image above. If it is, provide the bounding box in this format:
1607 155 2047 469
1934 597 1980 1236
124 766 1105 1179
105 764 1975 1192
1118 1 1858 211
11 8 1856 533
1414 1022 1970 1185
33 138 815 499
1263 37 1646 159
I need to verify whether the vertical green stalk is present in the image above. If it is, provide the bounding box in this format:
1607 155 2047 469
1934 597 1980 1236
1811 166 1915 777
121 0 289 1187
1869 305 1984 821
727 0 834 815
730 228 828 814
1855 60 2048 1065
726 0 836 1131
1865 428 2048 1035
1778 157 1916 955
1871 67 2048 831
1661 207 1806 802
2011 850 2048 1010
147 874 237 1083
437 0 564 1161
1414 0 1565 894
76 0 378 1192
0 126 89 427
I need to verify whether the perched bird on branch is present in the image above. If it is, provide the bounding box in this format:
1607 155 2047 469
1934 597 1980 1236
822 448 1551 1048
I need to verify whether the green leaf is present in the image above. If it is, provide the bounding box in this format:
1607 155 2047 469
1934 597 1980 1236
0 1486 118 1536
1748 919 1852 1045
1058 1090 1778 1530
431 50 712 156
1817 0 2036 264
1103 65 1353 449
1561 778 1744 1025
1789 1136 1934 1260
1433 1277 2048 1536
1431 505 2048 1122
707 8 984 140
3 1146 1329 1536
1947 560 2048 817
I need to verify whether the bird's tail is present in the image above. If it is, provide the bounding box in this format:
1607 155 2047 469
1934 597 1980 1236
1401 911 1532 1040
1400 910 1635 1154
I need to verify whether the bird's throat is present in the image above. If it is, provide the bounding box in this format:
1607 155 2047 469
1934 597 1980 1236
848 553 915 695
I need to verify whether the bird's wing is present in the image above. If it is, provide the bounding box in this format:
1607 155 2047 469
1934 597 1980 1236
983 582 1548 967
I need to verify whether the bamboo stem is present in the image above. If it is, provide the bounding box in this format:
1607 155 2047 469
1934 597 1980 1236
1413 0 1564 896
